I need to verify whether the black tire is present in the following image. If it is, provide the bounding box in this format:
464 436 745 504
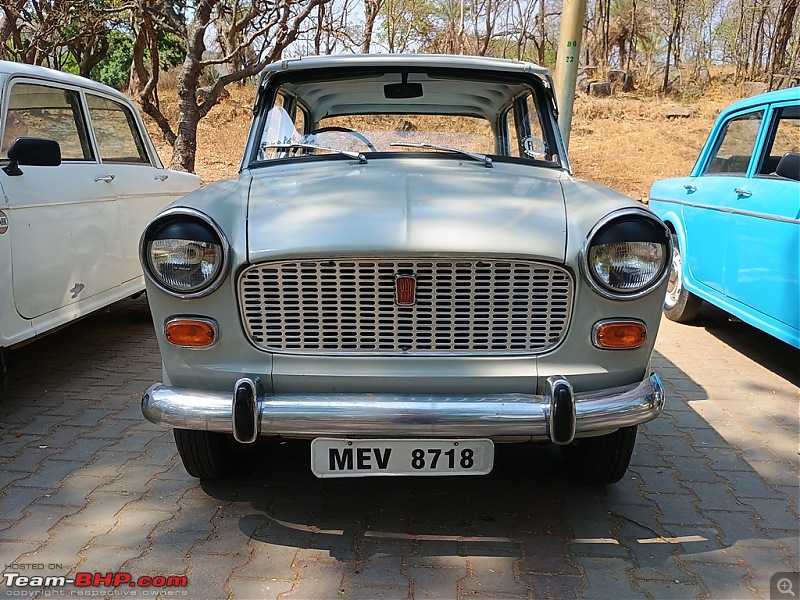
562 425 638 485
663 235 703 323
173 429 238 479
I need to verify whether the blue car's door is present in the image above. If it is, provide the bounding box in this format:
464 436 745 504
724 101 800 339
682 109 766 294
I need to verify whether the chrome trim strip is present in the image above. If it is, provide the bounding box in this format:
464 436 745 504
649 196 800 225
141 373 665 438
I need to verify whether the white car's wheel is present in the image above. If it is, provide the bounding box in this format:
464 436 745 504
663 236 703 323
562 425 638 485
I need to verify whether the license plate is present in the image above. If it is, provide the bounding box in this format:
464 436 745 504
310 438 494 478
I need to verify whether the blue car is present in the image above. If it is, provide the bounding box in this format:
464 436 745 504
649 87 800 348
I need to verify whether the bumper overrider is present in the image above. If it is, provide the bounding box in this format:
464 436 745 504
141 373 665 445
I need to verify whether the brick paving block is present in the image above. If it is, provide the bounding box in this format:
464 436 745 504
519 572 583 599
739 497 800 532
159 505 217 535
125 479 189 513
678 547 743 566
84 419 138 440
1 445 62 475
719 471 786 500
653 493 713 527
80 544 145 573
405 540 466 568
185 550 250 599
54 438 116 463
98 464 171 495
517 537 579 576
638 415 684 438
36 474 115 508
36 425 87 449
460 540 521 559
193 516 261 557
122 531 197 575
745 460 799 488
689 482 753 513
568 540 632 559
630 465 685 496
636 579 706 599
727 544 794 592
0 541 43 571
237 542 298 581
0 469 29 489
704 509 763 547
346 553 409 589
92 507 173 549
17 524 104 569
62 491 140 527
0 486 50 521
285 559 350 599
0 503 80 543
683 561 754 598
15 460 88 492
569 556 637 599
460 556 528 597
631 554 699 584
680 426 730 447
405 565 465 599
228 576 294 599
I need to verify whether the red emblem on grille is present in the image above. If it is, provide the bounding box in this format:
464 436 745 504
395 275 417 306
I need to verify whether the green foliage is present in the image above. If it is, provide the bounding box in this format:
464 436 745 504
92 31 133 89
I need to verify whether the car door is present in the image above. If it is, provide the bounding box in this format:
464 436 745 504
680 108 765 294
1 79 119 320
83 92 201 285
723 101 800 337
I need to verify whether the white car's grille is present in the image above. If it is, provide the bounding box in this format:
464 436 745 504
239 259 573 354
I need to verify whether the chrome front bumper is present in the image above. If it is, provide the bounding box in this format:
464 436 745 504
141 373 665 444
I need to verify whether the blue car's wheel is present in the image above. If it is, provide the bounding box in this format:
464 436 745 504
664 235 703 322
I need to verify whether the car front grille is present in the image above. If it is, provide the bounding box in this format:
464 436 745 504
239 258 573 355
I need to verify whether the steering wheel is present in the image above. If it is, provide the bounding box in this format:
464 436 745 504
308 126 377 152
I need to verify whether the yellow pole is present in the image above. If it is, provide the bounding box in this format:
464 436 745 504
553 0 587 150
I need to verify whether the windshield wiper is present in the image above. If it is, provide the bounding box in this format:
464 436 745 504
262 143 367 164
389 142 493 168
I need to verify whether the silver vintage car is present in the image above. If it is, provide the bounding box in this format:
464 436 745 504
140 54 671 485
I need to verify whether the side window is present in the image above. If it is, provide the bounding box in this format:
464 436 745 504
2 82 93 160
503 92 549 161
757 105 800 175
704 111 764 175
87 94 149 163
259 92 307 160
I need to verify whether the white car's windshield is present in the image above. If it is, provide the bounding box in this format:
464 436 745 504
253 69 560 167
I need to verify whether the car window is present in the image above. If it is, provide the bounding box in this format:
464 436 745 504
253 69 560 167
2 82 93 160
86 94 150 164
504 92 550 160
704 110 764 175
757 105 800 175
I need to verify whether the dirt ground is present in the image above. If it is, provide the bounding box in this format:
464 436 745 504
145 83 742 202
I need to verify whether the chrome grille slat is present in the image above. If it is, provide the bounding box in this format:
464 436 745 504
239 259 572 355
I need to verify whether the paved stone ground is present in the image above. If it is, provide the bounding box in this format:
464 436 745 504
0 297 797 600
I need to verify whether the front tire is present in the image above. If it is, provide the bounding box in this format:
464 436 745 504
174 429 238 479
663 235 703 323
562 425 638 485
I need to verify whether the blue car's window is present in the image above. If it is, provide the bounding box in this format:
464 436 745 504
704 110 764 176
757 106 800 176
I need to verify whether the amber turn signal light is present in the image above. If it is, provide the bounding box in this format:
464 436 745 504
165 318 217 347
593 320 647 349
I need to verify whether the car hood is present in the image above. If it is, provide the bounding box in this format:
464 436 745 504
247 159 568 262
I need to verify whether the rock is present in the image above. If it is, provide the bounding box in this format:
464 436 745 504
666 106 692 119
608 69 635 92
743 81 769 97
589 81 613 97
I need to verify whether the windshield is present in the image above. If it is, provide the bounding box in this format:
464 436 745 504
252 68 560 167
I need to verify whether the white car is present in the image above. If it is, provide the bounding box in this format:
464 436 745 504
140 54 671 485
0 61 200 379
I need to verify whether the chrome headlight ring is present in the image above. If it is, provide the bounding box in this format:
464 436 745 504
139 207 230 299
580 208 672 301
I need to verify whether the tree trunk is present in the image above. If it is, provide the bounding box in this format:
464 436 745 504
770 0 798 74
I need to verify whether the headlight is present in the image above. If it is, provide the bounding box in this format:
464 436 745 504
141 210 228 297
583 210 671 300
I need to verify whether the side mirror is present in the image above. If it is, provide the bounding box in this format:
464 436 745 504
3 137 62 176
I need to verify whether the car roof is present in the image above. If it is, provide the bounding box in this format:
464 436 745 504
723 86 800 114
0 60 124 98
262 53 551 79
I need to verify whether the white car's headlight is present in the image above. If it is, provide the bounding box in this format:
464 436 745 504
583 210 671 300
141 211 227 297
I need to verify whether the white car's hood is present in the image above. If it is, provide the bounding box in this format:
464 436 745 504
247 159 567 262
